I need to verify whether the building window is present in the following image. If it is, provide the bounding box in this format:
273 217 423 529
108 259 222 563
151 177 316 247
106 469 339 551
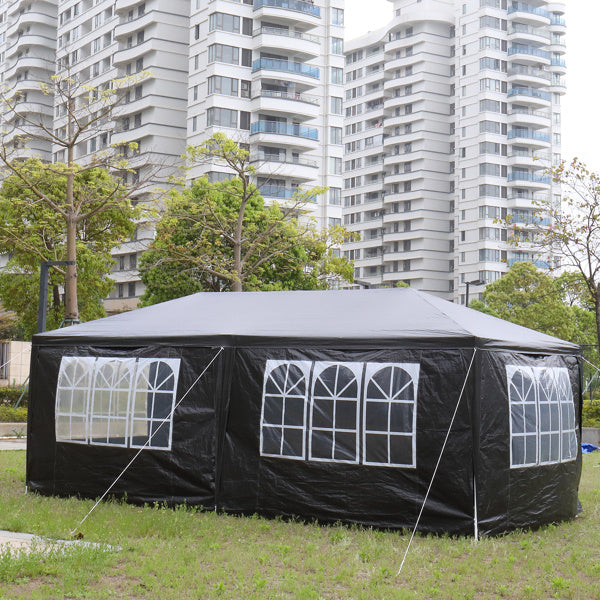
332 8 344 25
207 75 239 97
329 187 341 205
208 44 239 65
331 67 343 85
208 12 240 33
331 97 343 114
508 366 577 468
330 127 342 145
331 37 343 54
207 107 238 128
55 357 181 451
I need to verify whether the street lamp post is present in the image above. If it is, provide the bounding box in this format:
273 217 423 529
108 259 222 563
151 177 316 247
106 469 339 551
465 279 485 307
37 260 76 334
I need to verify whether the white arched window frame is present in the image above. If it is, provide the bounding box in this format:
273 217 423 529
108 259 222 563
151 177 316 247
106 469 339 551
507 365 578 468
55 356 95 444
89 358 137 447
309 361 363 464
508 365 538 468
556 369 578 461
362 362 420 468
537 368 561 464
260 360 312 460
55 356 181 451
130 358 181 450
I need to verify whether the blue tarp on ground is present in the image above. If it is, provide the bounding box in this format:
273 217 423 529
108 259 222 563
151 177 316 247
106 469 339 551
582 443 599 454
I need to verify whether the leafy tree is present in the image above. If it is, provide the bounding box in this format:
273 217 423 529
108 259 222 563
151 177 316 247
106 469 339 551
0 72 153 323
139 133 354 301
528 159 600 349
139 178 353 302
0 159 137 338
470 262 576 341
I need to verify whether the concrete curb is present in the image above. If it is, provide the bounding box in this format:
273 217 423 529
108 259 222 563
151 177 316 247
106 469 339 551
0 422 26 438
583 427 600 445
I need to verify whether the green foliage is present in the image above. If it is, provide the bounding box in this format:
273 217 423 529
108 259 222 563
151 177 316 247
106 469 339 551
582 402 600 427
139 136 353 303
1 451 600 599
0 406 27 422
0 159 138 337
470 262 578 341
0 387 27 407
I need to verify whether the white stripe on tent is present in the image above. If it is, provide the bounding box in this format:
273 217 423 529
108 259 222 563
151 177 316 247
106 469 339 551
397 348 478 577
70 346 225 536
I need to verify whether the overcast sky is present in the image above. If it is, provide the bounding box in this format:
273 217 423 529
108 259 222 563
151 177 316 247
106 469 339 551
344 1 597 171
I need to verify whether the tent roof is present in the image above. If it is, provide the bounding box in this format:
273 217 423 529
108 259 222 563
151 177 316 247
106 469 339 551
34 288 578 352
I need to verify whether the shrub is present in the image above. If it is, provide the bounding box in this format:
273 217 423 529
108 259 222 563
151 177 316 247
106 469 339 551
582 401 600 428
0 386 28 408
0 406 27 423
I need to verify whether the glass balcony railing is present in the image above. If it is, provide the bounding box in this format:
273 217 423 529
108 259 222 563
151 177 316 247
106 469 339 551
253 0 321 18
250 120 319 140
259 185 298 200
253 89 320 105
508 258 550 268
509 45 551 60
508 172 551 183
551 16 566 26
253 26 319 44
509 214 552 226
508 130 551 142
508 87 551 101
551 58 566 67
252 154 318 168
508 66 551 81
509 24 550 40
508 3 550 19
252 57 319 79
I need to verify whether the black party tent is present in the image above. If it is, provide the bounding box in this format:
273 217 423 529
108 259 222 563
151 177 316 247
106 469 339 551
26 288 583 535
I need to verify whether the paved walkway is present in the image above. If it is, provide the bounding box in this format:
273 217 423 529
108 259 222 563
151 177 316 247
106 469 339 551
0 438 26 450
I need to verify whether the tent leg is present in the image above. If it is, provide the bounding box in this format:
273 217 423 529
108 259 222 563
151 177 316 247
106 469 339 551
473 474 479 541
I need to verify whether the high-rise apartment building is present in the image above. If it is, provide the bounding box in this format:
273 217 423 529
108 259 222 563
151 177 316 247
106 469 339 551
0 0 345 311
342 0 565 303
188 0 345 230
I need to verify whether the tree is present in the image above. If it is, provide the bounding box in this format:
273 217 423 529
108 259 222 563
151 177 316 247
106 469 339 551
470 262 576 341
0 72 153 324
138 134 353 301
0 159 137 338
528 158 600 348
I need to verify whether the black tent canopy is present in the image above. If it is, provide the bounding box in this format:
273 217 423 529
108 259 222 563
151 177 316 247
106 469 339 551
27 288 582 535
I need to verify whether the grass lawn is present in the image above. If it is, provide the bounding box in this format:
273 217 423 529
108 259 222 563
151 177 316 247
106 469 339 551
0 451 599 599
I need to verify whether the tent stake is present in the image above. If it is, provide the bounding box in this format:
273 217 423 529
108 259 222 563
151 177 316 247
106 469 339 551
397 348 478 577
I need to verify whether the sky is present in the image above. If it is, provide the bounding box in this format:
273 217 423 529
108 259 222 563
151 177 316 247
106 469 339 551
343 1 598 171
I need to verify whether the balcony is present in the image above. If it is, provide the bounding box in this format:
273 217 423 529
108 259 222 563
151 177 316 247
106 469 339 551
508 258 549 268
253 0 321 25
508 87 551 106
508 3 551 26
252 58 319 79
251 120 318 140
508 130 550 143
252 154 318 180
253 26 320 58
251 89 320 120
508 24 550 45
508 172 551 184
509 214 551 226
509 45 551 65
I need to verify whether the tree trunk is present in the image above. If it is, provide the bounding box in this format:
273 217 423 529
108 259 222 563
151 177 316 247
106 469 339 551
64 141 79 323
595 291 600 357
64 214 79 321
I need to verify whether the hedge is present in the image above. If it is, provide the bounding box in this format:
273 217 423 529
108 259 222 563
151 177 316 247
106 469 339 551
0 406 27 423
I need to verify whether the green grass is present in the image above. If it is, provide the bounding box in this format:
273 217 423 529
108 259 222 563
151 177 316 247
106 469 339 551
0 451 599 599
